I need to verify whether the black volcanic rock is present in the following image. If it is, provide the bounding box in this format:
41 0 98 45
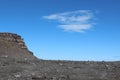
0 32 120 80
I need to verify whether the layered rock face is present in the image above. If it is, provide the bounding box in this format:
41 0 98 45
0 32 36 60
0 33 27 49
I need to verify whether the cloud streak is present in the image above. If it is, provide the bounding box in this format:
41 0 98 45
43 10 96 32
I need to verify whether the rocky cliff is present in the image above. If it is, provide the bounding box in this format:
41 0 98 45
0 32 27 49
0 32 36 60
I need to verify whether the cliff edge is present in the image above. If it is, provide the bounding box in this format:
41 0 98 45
0 32 37 60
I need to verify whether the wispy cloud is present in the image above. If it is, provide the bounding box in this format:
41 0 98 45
43 10 96 32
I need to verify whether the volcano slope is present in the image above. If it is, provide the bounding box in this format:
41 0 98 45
0 32 120 80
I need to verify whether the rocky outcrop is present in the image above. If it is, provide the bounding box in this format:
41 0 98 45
0 32 37 60
0 32 27 49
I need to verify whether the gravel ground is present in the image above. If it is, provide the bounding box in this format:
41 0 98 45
0 57 120 80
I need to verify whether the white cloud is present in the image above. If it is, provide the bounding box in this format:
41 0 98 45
43 10 96 32
59 24 92 32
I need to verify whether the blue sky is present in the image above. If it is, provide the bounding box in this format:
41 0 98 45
0 0 120 61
